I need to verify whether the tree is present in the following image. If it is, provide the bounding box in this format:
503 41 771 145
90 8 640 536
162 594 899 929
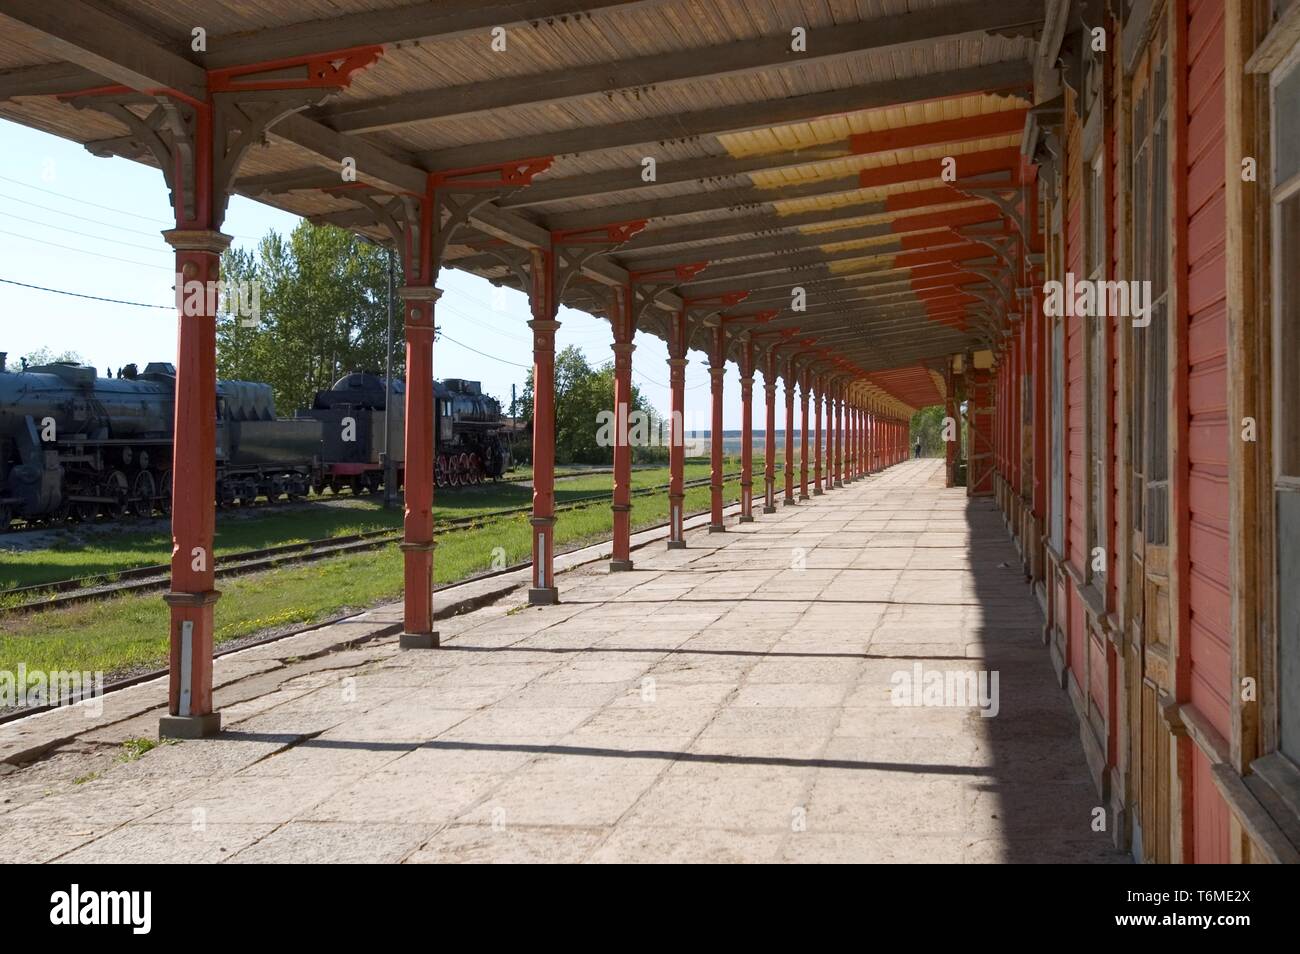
20 347 83 369
217 223 398 414
909 404 947 457
518 345 663 464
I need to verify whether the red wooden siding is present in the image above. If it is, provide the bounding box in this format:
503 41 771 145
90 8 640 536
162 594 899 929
1184 0 1231 740
1184 0 1231 864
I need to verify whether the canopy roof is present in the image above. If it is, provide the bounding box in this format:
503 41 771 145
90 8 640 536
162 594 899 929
0 0 1053 413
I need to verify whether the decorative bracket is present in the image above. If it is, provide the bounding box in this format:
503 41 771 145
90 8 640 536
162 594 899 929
64 47 383 230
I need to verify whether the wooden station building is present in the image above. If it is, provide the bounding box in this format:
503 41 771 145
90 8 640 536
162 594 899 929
0 0 1297 863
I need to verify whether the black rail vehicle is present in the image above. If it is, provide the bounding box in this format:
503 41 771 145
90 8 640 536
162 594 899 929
0 357 510 529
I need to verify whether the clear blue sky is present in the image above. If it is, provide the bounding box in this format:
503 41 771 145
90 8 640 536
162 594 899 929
0 118 786 429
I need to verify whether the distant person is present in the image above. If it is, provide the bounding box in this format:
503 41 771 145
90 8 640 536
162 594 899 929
914 438 921 459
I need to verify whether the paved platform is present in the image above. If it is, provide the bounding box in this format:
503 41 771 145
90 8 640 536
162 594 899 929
0 460 1128 863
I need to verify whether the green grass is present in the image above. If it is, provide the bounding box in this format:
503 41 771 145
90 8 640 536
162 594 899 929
0 470 748 678
0 456 763 591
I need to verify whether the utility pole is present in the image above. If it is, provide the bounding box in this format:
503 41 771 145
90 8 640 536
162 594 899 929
383 248 397 508
511 382 517 421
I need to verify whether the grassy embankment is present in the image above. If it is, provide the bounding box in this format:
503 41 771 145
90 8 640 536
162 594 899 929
0 457 760 676
0 459 740 592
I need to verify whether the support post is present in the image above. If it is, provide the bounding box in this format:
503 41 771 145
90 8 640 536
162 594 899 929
799 370 810 500
831 382 841 488
738 335 755 523
160 228 229 739
529 306 562 601
782 360 796 505
945 369 958 486
847 402 857 480
397 285 440 648
667 308 688 547
849 397 856 479
814 378 825 495
763 350 777 514
609 286 635 571
708 324 726 532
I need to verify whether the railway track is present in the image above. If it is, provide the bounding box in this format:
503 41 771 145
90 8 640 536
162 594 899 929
1 471 744 615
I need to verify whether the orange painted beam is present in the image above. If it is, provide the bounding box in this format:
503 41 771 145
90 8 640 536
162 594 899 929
858 147 1021 190
849 109 1027 155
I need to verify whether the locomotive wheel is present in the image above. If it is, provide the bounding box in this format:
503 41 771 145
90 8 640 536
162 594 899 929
158 471 172 515
103 471 129 519
469 453 484 485
434 455 448 488
458 452 472 487
130 471 156 517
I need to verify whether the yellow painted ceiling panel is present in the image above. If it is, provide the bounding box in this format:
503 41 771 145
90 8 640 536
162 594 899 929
753 134 1020 191
717 93 1026 159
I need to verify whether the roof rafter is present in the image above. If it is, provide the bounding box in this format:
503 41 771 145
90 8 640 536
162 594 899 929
314 1 1043 132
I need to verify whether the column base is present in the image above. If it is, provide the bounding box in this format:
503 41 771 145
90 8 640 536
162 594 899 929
159 712 221 740
762 505 776 514
782 497 796 506
799 492 809 501
609 559 634 572
666 540 687 550
738 514 754 523
400 632 440 649
708 524 726 533
813 488 824 496
835 479 844 488
528 587 559 605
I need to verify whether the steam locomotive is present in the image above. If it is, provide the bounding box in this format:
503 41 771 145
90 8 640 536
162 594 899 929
0 356 511 529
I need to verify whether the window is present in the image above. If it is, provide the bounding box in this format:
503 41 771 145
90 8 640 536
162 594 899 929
1271 42 1300 764
1050 188 1067 553
1087 152 1108 587
1131 38 1171 548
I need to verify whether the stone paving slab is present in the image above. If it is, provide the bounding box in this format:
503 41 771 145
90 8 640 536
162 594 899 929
1 461 1129 863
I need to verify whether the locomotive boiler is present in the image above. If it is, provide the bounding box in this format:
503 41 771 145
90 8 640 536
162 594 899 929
0 356 511 529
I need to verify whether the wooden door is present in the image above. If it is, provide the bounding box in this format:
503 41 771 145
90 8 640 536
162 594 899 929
1127 15 1174 863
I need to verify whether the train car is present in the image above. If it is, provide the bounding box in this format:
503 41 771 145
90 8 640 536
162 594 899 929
302 372 510 491
0 357 512 528
0 358 321 526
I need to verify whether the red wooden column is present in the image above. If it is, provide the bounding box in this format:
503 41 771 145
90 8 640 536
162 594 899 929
398 283 438 646
1031 277 1048 522
826 382 837 488
799 369 811 500
783 358 796 505
762 350 777 514
708 324 726 532
945 381 958 487
161 227 228 738
609 286 635 571
868 408 878 475
666 308 688 548
124 50 385 738
814 377 825 495
528 271 562 601
738 335 755 523
854 402 862 478
848 403 856 478
848 399 859 481
837 382 847 486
